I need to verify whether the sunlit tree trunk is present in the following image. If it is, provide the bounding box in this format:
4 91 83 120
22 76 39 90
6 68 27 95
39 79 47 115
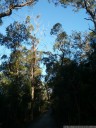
30 41 36 120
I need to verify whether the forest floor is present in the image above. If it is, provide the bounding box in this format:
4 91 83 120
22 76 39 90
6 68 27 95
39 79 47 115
28 109 58 128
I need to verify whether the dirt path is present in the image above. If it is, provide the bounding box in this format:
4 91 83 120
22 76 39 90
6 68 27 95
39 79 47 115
28 109 58 128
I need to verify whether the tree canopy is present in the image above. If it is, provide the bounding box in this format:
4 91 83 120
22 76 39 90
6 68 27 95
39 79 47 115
1 0 96 127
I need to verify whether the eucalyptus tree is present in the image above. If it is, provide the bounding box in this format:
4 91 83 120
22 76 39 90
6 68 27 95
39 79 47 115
0 20 32 124
0 16 43 125
43 21 96 125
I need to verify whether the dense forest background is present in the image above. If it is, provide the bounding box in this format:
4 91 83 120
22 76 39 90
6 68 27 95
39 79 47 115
0 0 96 128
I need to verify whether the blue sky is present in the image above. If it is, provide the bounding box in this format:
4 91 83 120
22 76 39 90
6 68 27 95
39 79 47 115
0 0 93 62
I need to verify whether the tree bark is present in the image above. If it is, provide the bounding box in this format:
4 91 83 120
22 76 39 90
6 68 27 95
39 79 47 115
30 41 36 120
0 0 35 18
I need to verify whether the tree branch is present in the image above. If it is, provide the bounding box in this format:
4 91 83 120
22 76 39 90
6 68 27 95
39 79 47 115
0 0 35 18
84 0 96 31
84 17 93 22
89 27 96 34
84 0 95 20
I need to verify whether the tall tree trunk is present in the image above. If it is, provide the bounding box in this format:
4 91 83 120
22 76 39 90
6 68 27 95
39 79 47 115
30 41 36 120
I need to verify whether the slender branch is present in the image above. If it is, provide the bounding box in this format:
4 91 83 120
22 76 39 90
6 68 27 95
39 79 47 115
84 18 93 22
84 0 96 31
0 0 35 18
89 27 96 34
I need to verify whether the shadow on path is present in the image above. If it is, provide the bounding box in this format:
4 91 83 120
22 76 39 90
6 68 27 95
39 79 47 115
28 109 58 128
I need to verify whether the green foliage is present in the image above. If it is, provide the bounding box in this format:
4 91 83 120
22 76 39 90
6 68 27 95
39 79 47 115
0 18 44 127
4 21 30 49
50 23 62 35
1 0 96 127
42 23 96 126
